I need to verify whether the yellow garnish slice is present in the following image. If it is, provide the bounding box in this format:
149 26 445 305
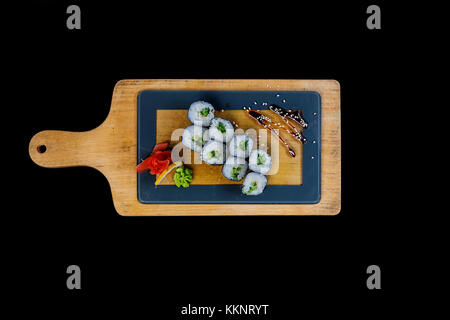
154 161 183 186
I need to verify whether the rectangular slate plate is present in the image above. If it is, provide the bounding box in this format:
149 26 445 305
137 90 321 204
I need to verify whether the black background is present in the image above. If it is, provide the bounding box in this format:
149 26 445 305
9 0 420 317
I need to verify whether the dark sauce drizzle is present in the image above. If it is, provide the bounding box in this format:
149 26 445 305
245 108 297 157
269 105 308 129
245 105 307 140
273 116 307 144
267 105 307 143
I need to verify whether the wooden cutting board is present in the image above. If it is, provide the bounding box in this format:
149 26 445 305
28 79 341 215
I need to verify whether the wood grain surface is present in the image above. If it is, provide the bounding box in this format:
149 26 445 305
156 110 302 185
29 79 341 215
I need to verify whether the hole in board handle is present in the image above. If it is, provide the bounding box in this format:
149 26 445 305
37 145 47 154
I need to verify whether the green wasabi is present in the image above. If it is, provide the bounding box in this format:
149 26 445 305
174 166 193 188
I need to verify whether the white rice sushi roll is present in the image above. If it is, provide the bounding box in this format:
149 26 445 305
222 156 248 181
242 172 267 196
248 149 272 175
229 134 253 158
188 101 215 127
182 125 209 153
201 140 226 165
209 117 234 143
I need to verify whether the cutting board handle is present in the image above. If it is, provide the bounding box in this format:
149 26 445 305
29 129 105 169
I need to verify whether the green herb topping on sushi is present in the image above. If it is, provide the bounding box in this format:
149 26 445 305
188 101 215 126
242 172 267 195
216 122 226 133
191 135 204 145
209 118 234 143
222 156 248 181
232 166 241 179
256 153 266 165
239 139 248 151
245 181 258 194
200 107 210 117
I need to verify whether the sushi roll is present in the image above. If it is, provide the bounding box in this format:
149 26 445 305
222 156 248 181
188 101 215 127
182 125 209 153
242 172 267 196
201 140 226 165
209 117 234 143
248 149 272 175
229 134 254 158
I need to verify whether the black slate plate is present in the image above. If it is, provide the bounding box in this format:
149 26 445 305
137 90 321 204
